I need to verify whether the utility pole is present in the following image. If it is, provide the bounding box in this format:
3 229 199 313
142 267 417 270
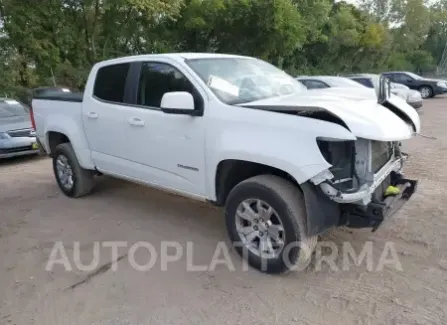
437 42 447 77
50 67 56 86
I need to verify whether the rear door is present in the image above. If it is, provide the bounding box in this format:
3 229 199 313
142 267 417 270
82 62 136 174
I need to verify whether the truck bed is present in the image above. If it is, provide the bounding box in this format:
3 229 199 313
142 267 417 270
32 94 85 154
33 92 84 102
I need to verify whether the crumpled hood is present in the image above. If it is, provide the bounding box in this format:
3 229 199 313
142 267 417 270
242 91 421 141
311 87 377 100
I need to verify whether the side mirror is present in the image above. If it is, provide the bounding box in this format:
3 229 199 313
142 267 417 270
160 91 196 115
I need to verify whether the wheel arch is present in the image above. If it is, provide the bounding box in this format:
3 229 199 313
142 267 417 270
47 131 70 154
44 123 94 170
213 159 340 236
418 84 434 97
214 159 301 206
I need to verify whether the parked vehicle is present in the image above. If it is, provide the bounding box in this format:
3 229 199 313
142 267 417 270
381 71 447 99
32 53 419 274
296 75 367 90
347 74 423 110
0 98 39 158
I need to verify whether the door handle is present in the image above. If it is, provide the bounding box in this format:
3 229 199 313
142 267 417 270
86 112 98 119
128 117 145 127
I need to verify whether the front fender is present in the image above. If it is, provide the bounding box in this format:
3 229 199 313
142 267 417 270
206 119 356 201
44 115 94 169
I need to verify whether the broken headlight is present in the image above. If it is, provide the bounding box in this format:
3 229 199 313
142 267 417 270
317 138 356 191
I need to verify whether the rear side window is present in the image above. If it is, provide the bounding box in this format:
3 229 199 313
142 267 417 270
393 74 412 83
93 63 130 103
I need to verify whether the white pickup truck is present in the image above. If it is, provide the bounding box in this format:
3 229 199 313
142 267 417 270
32 53 420 274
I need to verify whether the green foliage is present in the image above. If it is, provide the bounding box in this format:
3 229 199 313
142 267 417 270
0 0 445 96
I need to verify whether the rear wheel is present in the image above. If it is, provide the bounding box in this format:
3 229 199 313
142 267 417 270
225 175 317 274
53 143 94 198
418 86 433 99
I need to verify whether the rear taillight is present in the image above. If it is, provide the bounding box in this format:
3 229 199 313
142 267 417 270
30 105 36 130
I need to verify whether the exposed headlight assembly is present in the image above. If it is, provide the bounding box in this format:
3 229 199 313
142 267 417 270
317 138 356 191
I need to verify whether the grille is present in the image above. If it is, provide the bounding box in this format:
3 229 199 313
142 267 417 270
7 129 34 138
0 145 34 154
371 141 393 172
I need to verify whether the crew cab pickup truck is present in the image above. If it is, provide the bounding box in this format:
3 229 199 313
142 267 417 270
32 53 420 274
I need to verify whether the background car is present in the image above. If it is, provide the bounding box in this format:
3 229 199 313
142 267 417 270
0 98 39 158
381 71 447 99
296 75 380 101
296 75 367 90
347 73 423 110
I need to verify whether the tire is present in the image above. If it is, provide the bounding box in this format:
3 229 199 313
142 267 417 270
52 143 94 198
418 86 433 99
225 175 318 274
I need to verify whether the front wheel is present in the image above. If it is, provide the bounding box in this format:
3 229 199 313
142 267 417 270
53 143 94 198
225 175 318 274
418 86 433 99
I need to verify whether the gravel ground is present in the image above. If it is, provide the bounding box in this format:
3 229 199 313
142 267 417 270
1 98 447 325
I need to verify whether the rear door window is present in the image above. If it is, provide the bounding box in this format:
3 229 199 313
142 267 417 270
93 63 130 103
393 74 412 83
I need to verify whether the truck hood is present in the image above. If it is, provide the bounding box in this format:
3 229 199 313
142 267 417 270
241 91 421 141
311 87 377 100
0 115 32 133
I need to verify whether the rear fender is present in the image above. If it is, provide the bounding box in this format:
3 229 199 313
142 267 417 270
44 115 94 169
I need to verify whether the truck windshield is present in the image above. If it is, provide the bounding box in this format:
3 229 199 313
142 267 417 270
0 100 29 118
186 57 307 105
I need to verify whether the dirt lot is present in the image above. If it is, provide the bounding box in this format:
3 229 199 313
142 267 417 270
1 99 447 325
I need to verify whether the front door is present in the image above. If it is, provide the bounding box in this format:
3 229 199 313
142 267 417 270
122 61 207 197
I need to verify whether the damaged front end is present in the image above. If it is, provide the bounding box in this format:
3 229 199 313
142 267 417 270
303 76 418 236
311 138 417 232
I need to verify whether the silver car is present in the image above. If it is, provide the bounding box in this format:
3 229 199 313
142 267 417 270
347 74 423 110
0 98 39 158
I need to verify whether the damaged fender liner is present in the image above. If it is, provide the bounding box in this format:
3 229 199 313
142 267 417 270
241 105 350 131
300 181 341 236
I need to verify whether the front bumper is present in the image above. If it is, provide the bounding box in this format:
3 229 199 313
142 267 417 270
320 154 405 205
434 86 447 96
408 100 422 110
342 173 417 231
0 149 40 158
0 139 39 159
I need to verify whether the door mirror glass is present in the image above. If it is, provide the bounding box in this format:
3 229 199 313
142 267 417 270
160 91 195 113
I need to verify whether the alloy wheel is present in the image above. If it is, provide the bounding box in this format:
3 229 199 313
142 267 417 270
235 198 285 259
55 154 74 190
